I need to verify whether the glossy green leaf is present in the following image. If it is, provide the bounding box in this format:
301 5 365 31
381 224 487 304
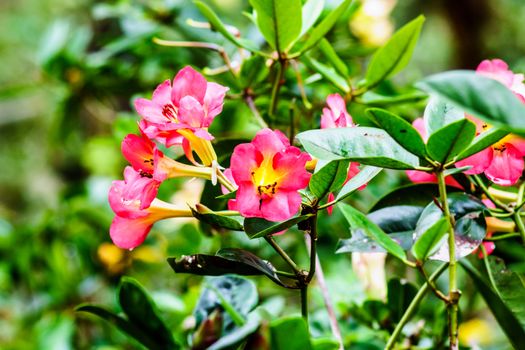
339 203 407 262
244 215 312 239
194 1 261 53
461 260 525 350
359 90 427 107
270 316 312 350
426 118 476 163
335 166 382 201
303 55 350 92
488 257 525 328
296 0 354 54
118 277 177 349
423 97 464 136
456 128 509 161
168 254 267 277
370 183 460 210
319 38 348 78
76 305 168 350
296 127 420 169
300 0 325 37
208 310 263 350
368 205 424 236
367 108 427 158
336 231 413 253
250 0 302 52
190 207 244 231
310 159 350 199
417 70 525 133
363 15 425 88
412 217 450 261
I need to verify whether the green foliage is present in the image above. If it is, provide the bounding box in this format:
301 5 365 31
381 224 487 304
426 118 476 163
411 218 449 262
244 215 312 238
310 160 350 199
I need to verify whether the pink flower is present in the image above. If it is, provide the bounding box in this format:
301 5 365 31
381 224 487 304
321 94 354 129
121 131 213 181
108 166 192 249
229 129 311 222
134 66 229 146
455 59 525 186
405 118 463 188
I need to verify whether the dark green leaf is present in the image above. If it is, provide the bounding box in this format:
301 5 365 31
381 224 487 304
303 55 350 92
423 97 464 135
296 127 420 169
461 260 525 350
426 118 476 163
338 203 407 262
336 231 413 253
217 248 289 287
387 279 418 323
363 15 425 88
412 217 450 261
368 205 424 235
191 207 244 231
76 305 170 350
118 277 176 349
488 257 525 329
244 215 312 238
296 0 354 54
367 108 427 158
456 128 509 161
194 1 261 53
370 183 460 211
215 190 237 200
208 310 263 350
335 166 382 201
417 71 525 133
250 0 302 52
270 316 312 350
168 254 267 276
310 160 350 199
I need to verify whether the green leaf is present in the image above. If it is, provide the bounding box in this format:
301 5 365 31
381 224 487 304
296 0 354 55
411 217 450 261
368 205 424 236
335 166 382 201
488 257 525 329
168 254 269 277
417 70 525 133
300 0 325 37
76 305 171 350
239 55 269 87
336 231 413 253
363 15 425 89
193 276 258 333
244 215 312 238
250 0 302 52
319 38 348 78
296 127 420 169
359 90 427 107
310 160 350 199
194 1 261 53
190 207 244 231
303 55 350 92
370 183 460 210
208 310 263 350
367 108 427 158
118 277 177 349
461 260 525 350
423 97 464 135
311 338 340 350
387 279 418 323
270 316 312 350
456 128 509 161
338 203 407 262
426 118 476 163
216 248 289 287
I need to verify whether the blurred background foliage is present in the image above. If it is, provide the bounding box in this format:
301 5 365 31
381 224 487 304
1 0 525 348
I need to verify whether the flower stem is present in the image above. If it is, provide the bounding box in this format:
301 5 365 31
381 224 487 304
301 286 308 323
438 170 460 350
481 244 499 296
385 263 448 350
485 232 521 241
472 174 510 211
269 59 286 117
265 236 302 276
244 94 268 128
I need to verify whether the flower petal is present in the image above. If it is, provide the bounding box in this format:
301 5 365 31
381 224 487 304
261 190 302 222
151 79 172 104
110 216 153 250
134 98 166 124
230 143 262 183
485 143 524 186
172 66 207 105
455 147 493 175
204 82 228 123
178 95 205 128
272 147 311 190
121 133 155 174
251 128 289 157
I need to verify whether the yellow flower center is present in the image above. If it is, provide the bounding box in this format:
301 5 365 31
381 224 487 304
252 158 281 197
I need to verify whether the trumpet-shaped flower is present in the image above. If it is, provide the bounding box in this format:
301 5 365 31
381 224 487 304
135 66 229 146
229 129 311 222
455 59 525 186
108 166 192 249
121 131 213 181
